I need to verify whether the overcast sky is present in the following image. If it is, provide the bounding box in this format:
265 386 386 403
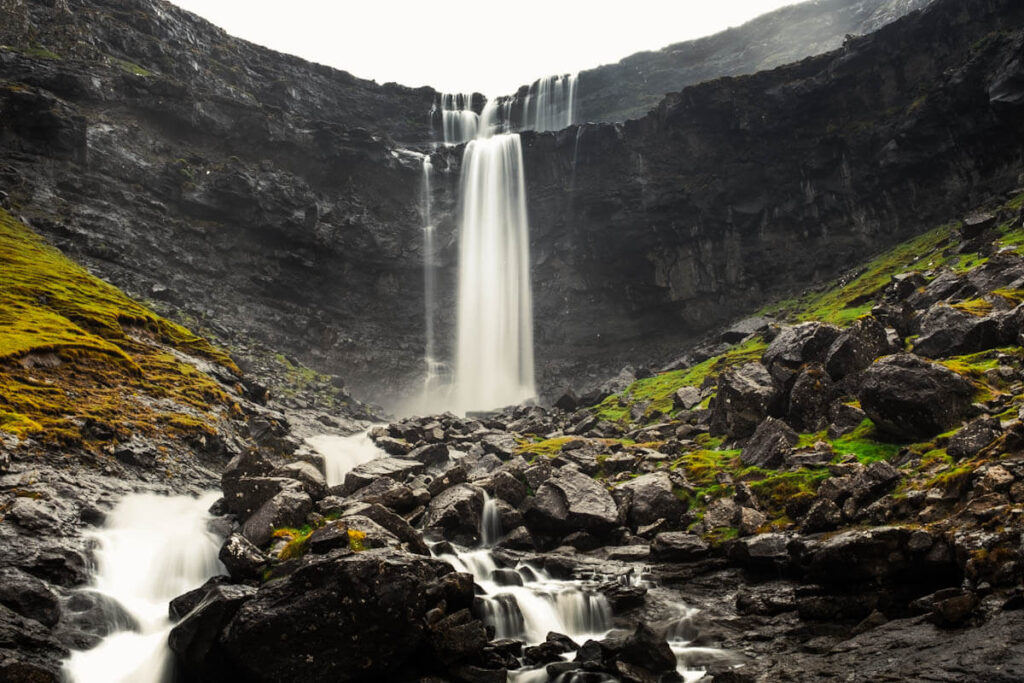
168 0 800 95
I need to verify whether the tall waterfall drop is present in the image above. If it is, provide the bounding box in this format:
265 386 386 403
453 131 536 412
523 73 579 132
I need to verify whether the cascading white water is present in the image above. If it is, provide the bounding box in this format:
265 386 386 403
436 490 610 646
523 73 578 133
307 431 384 487
452 132 536 412
63 492 222 683
436 92 479 144
420 155 446 401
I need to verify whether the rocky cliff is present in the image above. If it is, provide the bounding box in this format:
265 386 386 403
575 0 934 123
518 0 1024 396
1 0 1023 410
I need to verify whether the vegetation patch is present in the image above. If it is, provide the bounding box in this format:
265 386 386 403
0 209 236 449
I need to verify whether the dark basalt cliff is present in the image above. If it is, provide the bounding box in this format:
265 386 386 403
1 0 1023 409
520 0 1024 393
575 0 933 123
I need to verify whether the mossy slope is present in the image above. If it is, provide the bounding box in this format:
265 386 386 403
0 209 237 449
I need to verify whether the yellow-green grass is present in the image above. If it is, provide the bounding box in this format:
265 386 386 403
0 209 237 448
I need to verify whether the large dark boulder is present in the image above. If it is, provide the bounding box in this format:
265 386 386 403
219 533 267 581
787 362 834 431
522 469 619 537
857 354 974 440
825 316 889 380
947 416 1002 460
762 322 842 390
421 484 484 544
0 603 68 683
341 458 426 495
742 417 799 469
0 566 60 628
710 362 778 439
241 489 313 546
178 549 457 682
913 305 1003 358
650 532 710 562
615 471 685 528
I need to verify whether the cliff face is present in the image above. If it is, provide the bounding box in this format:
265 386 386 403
1 0 1023 409
575 0 934 123
0 0 436 408
518 0 1024 394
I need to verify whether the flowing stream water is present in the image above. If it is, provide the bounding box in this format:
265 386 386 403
63 492 222 683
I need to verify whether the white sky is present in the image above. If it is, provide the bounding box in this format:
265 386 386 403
168 0 800 95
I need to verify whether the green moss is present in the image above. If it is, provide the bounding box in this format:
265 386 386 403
831 419 904 464
273 526 314 560
746 468 829 517
348 528 367 552
952 298 994 316
0 209 236 448
704 526 739 545
671 449 742 487
20 46 60 60
518 436 576 457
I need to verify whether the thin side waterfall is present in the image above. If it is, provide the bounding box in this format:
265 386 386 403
453 132 536 412
63 492 222 683
480 492 501 546
421 155 444 400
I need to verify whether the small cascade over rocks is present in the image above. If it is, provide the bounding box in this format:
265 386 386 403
435 492 612 645
307 430 384 487
63 492 222 683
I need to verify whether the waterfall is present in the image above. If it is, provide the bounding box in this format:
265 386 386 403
436 92 479 144
63 492 222 683
480 492 502 546
453 132 536 412
523 73 578 132
421 156 445 400
307 431 384 488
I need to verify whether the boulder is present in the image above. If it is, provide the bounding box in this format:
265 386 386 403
271 461 328 500
913 305 1004 358
0 603 69 682
421 484 484 544
824 316 889 380
787 362 834 431
218 533 267 581
616 471 685 528
207 550 453 682
0 566 60 628
742 417 798 469
672 386 702 410
650 532 709 562
168 584 257 680
347 476 421 513
947 417 1002 460
762 322 842 389
827 402 867 438
241 489 313 546
799 498 842 534
857 354 974 440
522 469 619 537
341 502 431 556
491 471 527 507
341 458 425 495
426 608 489 665
221 476 298 518
710 362 778 439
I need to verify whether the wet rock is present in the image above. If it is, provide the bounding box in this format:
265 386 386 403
0 603 68 683
615 471 685 528
762 322 842 390
522 469 618 536
491 471 527 507
342 502 431 556
710 363 777 439
272 461 328 500
0 566 60 628
947 416 1002 460
168 583 258 680
799 498 842 534
427 608 489 665
672 386 702 410
221 475 296 518
857 354 974 439
208 550 452 682
241 489 313 546
650 532 710 562
218 533 267 580
598 582 648 612
341 458 425 495
737 507 767 536
914 305 1004 358
421 484 484 544
347 476 421 513
787 362 834 431
59 589 140 649
408 442 451 469
827 402 867 438
741 417 798 468
824 316 889 380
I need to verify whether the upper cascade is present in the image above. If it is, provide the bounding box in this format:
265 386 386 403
433 72 579 143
